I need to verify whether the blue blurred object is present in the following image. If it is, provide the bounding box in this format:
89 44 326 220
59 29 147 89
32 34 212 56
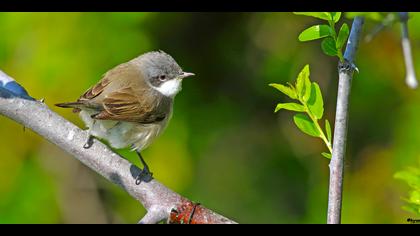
0 86 15 99
0 70 35 100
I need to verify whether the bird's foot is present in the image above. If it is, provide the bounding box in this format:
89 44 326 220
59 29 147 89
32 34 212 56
135 150 153 185
135 166 153 185
83 135 94 149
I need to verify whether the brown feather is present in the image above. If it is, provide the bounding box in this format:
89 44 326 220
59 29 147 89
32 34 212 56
65 61 172 124
78 75 111 101
92 87 170 123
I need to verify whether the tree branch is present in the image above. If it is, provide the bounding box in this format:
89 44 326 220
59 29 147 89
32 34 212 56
327 16 364 224
399 12 418 89
0 70 237 224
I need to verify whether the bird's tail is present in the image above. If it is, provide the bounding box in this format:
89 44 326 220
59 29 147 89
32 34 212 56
55 102 84 113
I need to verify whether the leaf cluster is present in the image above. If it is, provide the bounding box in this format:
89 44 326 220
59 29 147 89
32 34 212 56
294 12 349 62
270 65 332 158
395 166 420 216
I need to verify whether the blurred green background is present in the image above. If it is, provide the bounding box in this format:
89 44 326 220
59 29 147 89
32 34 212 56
0 12 419 223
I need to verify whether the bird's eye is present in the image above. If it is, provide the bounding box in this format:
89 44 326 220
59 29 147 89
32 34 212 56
159 75 166 81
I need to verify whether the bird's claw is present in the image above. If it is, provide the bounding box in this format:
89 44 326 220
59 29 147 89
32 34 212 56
135 168 153 185
83 135 94 149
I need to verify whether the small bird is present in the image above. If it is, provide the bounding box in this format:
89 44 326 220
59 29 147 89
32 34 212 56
56 51 194 184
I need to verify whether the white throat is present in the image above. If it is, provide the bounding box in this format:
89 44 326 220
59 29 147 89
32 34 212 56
155 79 182 97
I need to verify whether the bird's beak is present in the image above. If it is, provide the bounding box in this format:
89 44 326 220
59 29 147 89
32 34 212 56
180 72 195 79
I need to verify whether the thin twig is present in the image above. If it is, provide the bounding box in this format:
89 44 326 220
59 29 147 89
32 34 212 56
0 70 237 224
399 12 418 89
364 13 397 43
327 16 364 224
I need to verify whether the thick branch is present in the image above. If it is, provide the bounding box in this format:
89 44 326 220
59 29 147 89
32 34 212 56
0 71 236 224
327 17 364 224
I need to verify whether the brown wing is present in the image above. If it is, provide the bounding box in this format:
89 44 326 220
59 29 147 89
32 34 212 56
91 87 170 124
66 77 111 113
78 77 112 102
73 62 138 112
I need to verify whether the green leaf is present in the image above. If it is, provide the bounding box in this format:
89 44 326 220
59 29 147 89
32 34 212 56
294 12 332 21
321 37 338 56
395 167 420 215
303 77 312 102
302 66 312 102
269 83 297 99
402 204 420 215
293 113 320 137
296 64 311 98
298 25 332 42
395 168 420 189
408 191 420 204
321 152 332 159
275 103 306 113
307 82 324 119
345 12 384 22
336 23 349 49
331 12 342 22
325 119 332 143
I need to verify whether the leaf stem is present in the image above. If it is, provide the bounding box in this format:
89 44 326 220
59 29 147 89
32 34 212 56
337 50 344 63
329 20 337 40
329 20 344 62
300 101 333 154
